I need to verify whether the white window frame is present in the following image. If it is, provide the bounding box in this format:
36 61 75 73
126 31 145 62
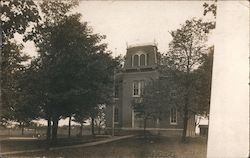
170 107 177 125
140 80 145 96
132 81 140 97
132 80 145 97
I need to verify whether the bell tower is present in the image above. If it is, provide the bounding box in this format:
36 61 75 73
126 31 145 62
124 43 159 71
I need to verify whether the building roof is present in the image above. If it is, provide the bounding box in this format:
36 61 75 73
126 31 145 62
127 42 157 49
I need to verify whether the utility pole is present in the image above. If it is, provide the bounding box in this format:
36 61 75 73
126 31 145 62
112 104 115 137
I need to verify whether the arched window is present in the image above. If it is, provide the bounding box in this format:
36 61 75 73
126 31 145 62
140 54 146 66
133 55 139 67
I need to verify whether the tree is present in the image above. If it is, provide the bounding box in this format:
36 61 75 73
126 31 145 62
131 81 163 136
203 1 217 18
94 105 106 135
1 0 40 39
193 47 214 116
165 18 214 142
1 0 40 125
28 0 120 143
81 55 121 137
73 111 89 137
24 0 80 143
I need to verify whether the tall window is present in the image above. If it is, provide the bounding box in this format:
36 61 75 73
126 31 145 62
132 53 147 67
140 54 146 66
133 80 145 97
170 107 177 125
114 84 119 98
114 108 119 123
146 53 149 65
133 81 139 96
133 55 139 67
140 80 145 96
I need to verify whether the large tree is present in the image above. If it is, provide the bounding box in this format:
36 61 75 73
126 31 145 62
1 0 40 125
193 48 214 116
24 0 79 143
27 0 119 143
165 18 214 141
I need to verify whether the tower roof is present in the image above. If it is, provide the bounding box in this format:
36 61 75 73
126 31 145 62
127 42 157 49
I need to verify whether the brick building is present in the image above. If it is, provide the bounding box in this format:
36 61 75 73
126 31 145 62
105 43 195 136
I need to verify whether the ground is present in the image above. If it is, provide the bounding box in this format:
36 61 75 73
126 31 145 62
3 135 207 158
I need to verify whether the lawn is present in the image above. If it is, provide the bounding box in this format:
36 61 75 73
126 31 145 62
8 135 207 158
0 135 108 153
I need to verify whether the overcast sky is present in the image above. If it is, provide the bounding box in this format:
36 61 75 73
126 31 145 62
21 1 213 59
75 1 211 56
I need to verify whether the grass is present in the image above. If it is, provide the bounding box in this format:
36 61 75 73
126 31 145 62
0 135 108 153
7 135 207 158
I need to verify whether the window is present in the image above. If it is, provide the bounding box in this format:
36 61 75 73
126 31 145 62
131 56 133 67
114 84 119 98
140 80 145 96
133 80 145 97
133 81 139 96
140 54 145 66
114 108 119 123
133 55 139 67
146 54 149 65
170 107 177 125
170 90 177 98
132 53 147 67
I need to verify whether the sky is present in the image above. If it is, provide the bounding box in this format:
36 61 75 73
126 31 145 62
21 1 213 59
74 1 210 56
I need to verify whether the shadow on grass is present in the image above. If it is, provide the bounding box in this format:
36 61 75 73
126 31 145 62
6 134 207 158
0 135 109 153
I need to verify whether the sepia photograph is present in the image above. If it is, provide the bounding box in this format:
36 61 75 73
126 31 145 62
0 0 249 157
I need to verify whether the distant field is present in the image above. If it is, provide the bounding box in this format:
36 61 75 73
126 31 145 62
10 136 207 158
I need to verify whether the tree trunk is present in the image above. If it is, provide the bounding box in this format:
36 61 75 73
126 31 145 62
182 68 190 142
98 123 101 135
91 117 95 137
52 117 59 143
182 93 189 142
34 126 37 136
80 122 83 137
20 122 24 136
46 116 51 142
68 115 71 138
143 118 147 137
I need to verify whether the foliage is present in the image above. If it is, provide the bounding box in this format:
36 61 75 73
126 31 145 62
24 0 120 142
193 48 214 116
1 0 40 125
1 0 40 39
203 1 217 18
94 105 106 134
166 19 213 72
39 0 78 24
165 18 214 141
131 81 163 134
